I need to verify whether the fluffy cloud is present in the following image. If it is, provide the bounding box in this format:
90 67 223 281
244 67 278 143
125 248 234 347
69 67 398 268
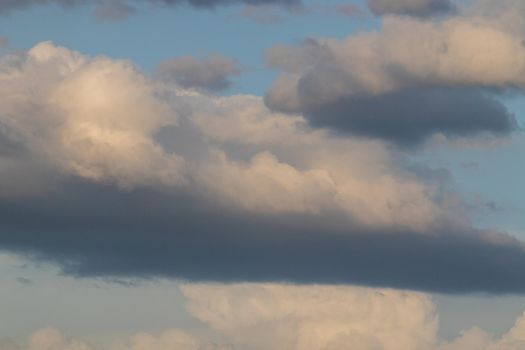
1 42 525 293
181 284 438 350
3 283 525 350
0 41 448 228
0 42 185 190
366 0 456 18
157 55 241 92
265 15 522 145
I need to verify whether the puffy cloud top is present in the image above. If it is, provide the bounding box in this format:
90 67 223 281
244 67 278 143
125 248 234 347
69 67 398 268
0 42 524 293
2 283 525 350
265 16 522 145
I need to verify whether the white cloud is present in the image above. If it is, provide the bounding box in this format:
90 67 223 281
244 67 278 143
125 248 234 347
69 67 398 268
440 312 525 350
0 42 185 190
267 15 525 110
26 328 92 350
0 41 461 231
181 283 438 350
264 10 522 145
4 283 525 350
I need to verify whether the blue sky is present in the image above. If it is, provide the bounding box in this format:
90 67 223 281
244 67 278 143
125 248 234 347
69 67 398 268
0 0 379 94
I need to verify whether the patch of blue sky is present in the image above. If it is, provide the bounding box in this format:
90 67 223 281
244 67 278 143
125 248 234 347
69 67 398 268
0 253 198 343
415 95 525 238
0 0 378 95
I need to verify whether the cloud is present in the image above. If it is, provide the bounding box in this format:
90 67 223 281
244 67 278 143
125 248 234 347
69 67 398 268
0 41 450 229
0 0 84 15
16 277 33 285
0 42 186 190
0 339 18 350
160 0 300 7
0 42 525 293
181 284 438 350
233 3 366 25
4 185 525 294
235 4 284 24
265 15 523 145
334 3 366 18
366 0 456 18
91 0 136 21
3 283 525 350
156 55 241 92
0 0 301 18
302 87 516 146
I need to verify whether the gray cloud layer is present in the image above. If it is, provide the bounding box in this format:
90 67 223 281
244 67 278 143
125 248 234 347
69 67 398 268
92 0 137 21
161 0 300 6
0 41 523 295
366 0 456 18
0 0 300 16
1 180 525 294
301 87 516 146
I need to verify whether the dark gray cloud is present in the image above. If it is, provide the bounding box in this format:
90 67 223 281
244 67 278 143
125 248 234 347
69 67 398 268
264 18 524 146
0 38 523 298
233 3 365 25
366 0 456 17
2 179 525 294
235 4 284 24
0 0 83 14
0 122 27 157
15 277 33 285
0 339 18 350
157 55 241 92
299 87 517 146
0 0 300 16
92 0 136 21
162 0 300 7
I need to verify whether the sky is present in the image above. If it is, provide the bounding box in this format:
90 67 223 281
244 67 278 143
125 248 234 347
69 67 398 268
0 0 525 349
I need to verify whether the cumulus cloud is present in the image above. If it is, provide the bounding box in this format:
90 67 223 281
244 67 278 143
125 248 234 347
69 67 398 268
157 55 241 92
265 15 523 145
0 41 449 228
0 42 186 190
0 42 525 293
181 284 438 350
366 0 456 18
3 283 525 350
